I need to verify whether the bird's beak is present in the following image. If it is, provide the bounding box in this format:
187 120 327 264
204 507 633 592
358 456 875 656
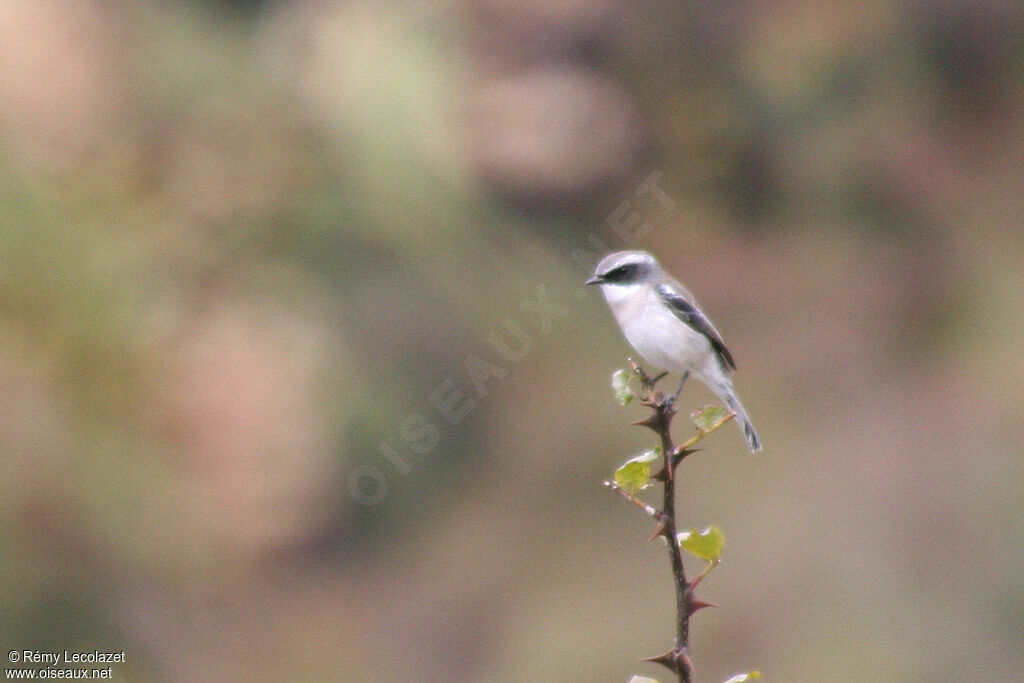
585 276 603 286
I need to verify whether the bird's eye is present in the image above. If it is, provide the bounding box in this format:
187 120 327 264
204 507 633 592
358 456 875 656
604 264 636 282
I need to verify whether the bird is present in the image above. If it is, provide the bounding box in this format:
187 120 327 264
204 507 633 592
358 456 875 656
586 250 762 452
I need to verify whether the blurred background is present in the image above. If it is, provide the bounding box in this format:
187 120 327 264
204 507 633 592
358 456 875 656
1 1 1022 680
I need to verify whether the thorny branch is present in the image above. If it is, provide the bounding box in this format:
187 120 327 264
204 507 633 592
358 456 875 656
606 359 735 683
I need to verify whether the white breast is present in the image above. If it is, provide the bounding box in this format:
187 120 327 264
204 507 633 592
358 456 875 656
600 283 713 375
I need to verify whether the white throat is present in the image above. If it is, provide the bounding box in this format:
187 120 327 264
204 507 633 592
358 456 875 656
599 281 645 306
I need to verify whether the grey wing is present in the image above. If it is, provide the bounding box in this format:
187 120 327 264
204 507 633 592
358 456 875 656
655 283 736 371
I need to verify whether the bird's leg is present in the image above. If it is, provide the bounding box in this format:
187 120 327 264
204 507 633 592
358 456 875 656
641 371 668 403
666 371 690 406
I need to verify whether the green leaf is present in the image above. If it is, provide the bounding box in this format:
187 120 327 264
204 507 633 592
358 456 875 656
611 368 635 406
677 525 725 563
628 677 660 683
691 405 729 431
614 449 659 494
723 672 761 683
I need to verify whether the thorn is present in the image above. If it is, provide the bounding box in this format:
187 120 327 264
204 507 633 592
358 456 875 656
631 414 661 429
640 650 679 673
671 447 692 467
641 648 693 676
649 461 672 482
689 596 718 612
648 519 666 542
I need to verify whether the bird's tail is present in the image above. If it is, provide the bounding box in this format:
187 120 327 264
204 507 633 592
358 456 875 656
719 384 762 453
